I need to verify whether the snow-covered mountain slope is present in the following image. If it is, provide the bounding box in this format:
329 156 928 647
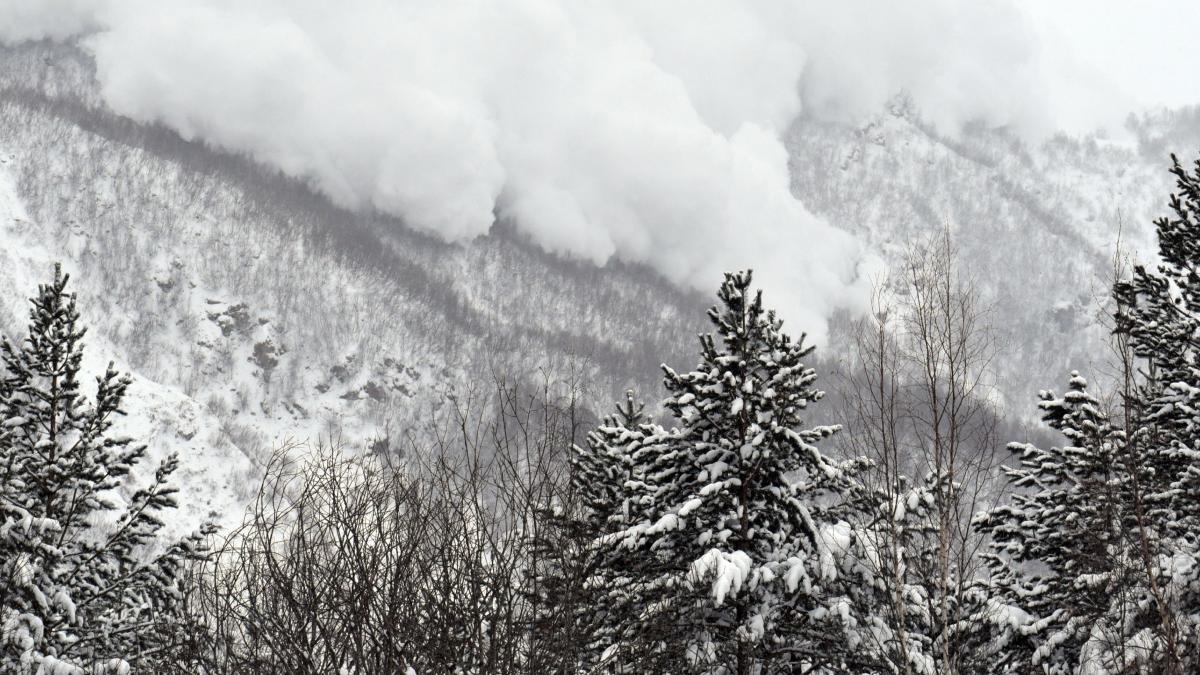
0 41 1195 523
0 43 710 502
790 107 1177 409
0 154 252 531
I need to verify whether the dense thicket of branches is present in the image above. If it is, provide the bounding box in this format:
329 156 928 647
176 376 589 673
7 152 1200 673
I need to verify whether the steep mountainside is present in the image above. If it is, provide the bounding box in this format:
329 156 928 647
0 157 253 528
789 105 1178 409
0 41 1194 519
0 42 712 516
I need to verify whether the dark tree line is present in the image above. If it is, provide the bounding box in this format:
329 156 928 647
5 153 1200 673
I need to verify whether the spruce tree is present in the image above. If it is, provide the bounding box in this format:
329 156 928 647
974 373 1127 673
0 265 211 673
1113 153 1200 670
609 270 878 673
530 391 660 671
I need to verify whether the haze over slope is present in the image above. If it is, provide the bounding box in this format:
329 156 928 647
0 36 1196 515
0 42 709 470
2 0 1130 337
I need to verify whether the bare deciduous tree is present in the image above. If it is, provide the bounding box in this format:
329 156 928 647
839 232 1004 674
177 373 591 674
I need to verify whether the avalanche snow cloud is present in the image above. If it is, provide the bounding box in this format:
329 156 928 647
1 0 1054 336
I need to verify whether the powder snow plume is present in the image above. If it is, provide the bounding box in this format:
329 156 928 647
1 0 1061 338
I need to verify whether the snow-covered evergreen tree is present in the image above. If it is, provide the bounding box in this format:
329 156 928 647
609 270 881 673
0 265 211 673
531 390 661 671
577 392 655 543
851 469 951 675
973 372 1129 673
1112 153 1200 670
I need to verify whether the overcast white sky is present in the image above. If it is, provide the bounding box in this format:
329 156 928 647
1019 1 1200 129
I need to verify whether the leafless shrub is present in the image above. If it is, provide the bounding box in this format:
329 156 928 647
179 373 591 673
839 231 1005 674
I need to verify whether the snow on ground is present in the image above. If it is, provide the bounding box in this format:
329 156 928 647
0 152 252 533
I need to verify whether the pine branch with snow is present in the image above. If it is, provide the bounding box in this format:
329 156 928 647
0 265 213 673
1111 153 1200 671
973 372 1131 672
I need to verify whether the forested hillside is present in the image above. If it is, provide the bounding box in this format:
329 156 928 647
0 42 708 490
4 36 1200 674
0 40 1189 466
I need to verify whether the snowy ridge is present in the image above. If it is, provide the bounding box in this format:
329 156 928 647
0 41 712 523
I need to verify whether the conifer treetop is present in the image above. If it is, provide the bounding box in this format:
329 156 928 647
0 264 212 673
